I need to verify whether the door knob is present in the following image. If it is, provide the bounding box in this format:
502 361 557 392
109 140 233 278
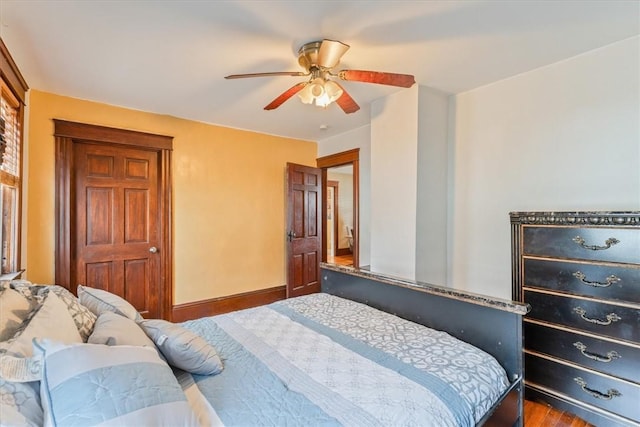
287 230 296 242
149 246 158 254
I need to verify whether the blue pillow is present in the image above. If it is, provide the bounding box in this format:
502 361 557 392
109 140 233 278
139 319 223 375
77 285 142 322
88 311 156 348
34 339 198 426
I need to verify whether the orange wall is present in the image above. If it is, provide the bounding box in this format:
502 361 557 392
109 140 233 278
24 90 317 304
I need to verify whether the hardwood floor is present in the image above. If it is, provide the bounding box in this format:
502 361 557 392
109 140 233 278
524 400 593 427
327 254 353 266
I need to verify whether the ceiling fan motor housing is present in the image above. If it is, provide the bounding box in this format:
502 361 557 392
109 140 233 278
298 41 323 71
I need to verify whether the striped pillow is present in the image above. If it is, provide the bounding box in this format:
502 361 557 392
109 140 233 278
34 339 199 427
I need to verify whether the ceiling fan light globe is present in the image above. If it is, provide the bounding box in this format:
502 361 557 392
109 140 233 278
324 80 343 102
310 78 325 97
298 84 314 104
314 92 332 108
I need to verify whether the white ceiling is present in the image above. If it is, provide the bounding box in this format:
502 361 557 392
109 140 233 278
1 1 639 142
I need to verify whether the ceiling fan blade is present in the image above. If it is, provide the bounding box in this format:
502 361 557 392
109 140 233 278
225 71 308 79
338 70 415 88
264 82 308 110
317 39 350 69
334 83 360 114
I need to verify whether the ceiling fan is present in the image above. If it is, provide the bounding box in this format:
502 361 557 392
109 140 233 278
225 39 415 114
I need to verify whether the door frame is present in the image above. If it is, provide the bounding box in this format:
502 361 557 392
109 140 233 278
317 148 359 268
53 119 173 319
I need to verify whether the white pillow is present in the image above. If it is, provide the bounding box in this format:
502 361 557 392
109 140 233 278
89 311 156 349
0 286 34 341
34 339 199 427
77 285 142 321
0 292 82 358
139 319 223 375
6 283 97 342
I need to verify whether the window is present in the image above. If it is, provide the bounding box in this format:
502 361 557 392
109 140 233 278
1 88 21 273
0 38 28 274
1 91 21 176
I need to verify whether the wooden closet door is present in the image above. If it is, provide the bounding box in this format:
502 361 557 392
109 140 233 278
75 142 160 318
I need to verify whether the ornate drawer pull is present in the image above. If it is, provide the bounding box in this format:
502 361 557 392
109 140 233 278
572 271 621 288
573 307 621 325
574 377 621 400
573 342 621 362
572 236 619 251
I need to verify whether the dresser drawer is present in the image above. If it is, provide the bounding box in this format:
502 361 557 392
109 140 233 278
525 290 640 343
523 226 640 264
524 258 640 304
525 352 640 422
525 321 640 381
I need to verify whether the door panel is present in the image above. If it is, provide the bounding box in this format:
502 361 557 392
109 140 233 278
75 142 160 318
124 189 149 243
125 158 149 179
287 163 322 298
307 189 318 236
86 187 114 245
292 189 304 237
85 262 112 290
86 153 114 177
124 258 149 312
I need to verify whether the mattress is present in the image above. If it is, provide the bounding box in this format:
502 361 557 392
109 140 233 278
181 293 510 427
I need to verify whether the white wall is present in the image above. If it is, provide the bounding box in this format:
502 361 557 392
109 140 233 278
318 125 371 267
319 37 639 300
416 87 450 285
370 86 419 279
451 36 640 299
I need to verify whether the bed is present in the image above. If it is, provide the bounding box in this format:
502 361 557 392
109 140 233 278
0 264 527 427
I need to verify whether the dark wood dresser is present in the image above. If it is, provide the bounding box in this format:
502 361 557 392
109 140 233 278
510 211 640 427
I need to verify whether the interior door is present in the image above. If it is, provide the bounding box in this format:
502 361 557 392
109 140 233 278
55 120 172 320
286 163 322 298
74 142 161 318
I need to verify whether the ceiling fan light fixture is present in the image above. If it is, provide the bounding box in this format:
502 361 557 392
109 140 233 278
227 38 413 113
297 78 343 108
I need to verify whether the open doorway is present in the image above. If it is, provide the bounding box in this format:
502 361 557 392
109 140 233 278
326 167 353 266
317 149 359 268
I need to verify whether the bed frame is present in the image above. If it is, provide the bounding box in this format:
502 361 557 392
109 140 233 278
320 264 529 427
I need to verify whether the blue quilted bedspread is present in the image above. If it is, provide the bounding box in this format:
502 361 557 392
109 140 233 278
182 293 509 427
